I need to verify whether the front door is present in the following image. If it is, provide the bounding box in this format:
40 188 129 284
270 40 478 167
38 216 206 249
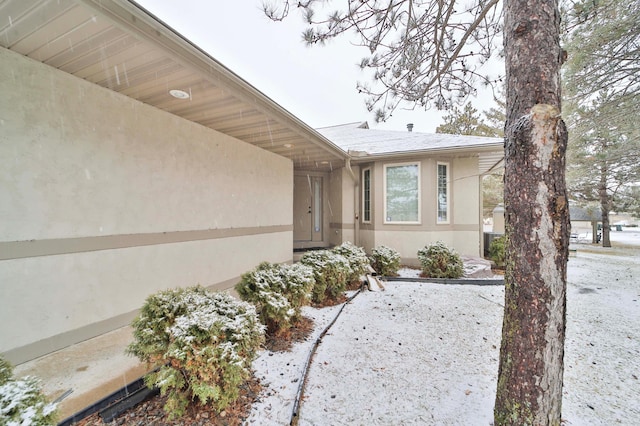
293 175 323 244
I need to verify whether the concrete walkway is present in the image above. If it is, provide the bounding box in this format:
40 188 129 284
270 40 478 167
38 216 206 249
13 326 149 421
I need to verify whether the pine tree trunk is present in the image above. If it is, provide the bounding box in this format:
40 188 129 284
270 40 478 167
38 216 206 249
494 1 570 425
599 162 611 247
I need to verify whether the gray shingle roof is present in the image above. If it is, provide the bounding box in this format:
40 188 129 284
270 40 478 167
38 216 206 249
317 122 503 156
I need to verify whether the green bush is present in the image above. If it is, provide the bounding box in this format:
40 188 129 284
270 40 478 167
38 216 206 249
300 250 352 304
236 262 314 334
417 241 464 279
126 286 264 418
489 235 507 267
332 242 370 287
0 357 12 385
0 356 58 426
370 245 401 276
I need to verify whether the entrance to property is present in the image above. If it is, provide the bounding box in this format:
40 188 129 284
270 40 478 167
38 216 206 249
293 174 323 246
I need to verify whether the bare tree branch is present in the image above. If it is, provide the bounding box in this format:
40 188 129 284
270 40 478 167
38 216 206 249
263 0 503 121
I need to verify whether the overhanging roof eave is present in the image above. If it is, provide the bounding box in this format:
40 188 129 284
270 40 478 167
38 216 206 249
78 0 348 163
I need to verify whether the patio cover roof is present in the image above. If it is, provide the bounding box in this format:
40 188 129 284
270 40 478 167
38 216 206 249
0 0 348 172
569 205 600 222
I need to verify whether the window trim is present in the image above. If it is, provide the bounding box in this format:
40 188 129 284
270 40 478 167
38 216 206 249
436 161 450 224
362 167 372 224
383 162 421 225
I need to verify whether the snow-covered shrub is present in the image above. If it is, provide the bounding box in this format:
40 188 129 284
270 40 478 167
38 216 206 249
370 245 401 276
0 357 11 385
300 250 352 303
0 356 57 426
236 262 314 334
489 235 506 267
332 242 370 287
126 286 264 418
417 241 464 278
279 263 316 314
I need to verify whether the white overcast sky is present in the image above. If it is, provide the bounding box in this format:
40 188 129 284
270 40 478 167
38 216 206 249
135 0 502 133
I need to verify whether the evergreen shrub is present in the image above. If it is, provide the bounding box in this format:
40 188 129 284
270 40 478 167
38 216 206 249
300 250 352 303
417 241 464 278
489 235 507 267
126 286 264 418
0 356 57 426
370 245 401 276
332 242 370 287
236 262 314 334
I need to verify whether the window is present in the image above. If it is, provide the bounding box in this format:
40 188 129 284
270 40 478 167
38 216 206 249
384 163 420 224
362 168 371 223
437 162 450 224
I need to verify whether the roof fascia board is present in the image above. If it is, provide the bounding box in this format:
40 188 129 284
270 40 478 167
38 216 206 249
77 0 348 161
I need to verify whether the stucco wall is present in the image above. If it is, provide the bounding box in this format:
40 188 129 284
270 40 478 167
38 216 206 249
328 169 344 246
452 157 481 226
368 230 479 267
0 48 293 363
328 167 357 246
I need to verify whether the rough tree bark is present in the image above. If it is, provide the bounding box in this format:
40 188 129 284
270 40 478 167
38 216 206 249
494 0 570 425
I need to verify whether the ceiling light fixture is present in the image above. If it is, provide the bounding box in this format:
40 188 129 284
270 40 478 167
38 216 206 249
169 89 190 99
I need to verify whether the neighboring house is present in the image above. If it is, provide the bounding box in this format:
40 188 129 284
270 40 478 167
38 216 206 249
0 0 502 365
569 205 600 243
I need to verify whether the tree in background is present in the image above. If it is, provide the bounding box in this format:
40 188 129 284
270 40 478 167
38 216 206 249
617 185 640 219
436 102 502 136
563 0 640 245
264 1 569 423
483 94 507 137
565 92 640 246
562 0 640 109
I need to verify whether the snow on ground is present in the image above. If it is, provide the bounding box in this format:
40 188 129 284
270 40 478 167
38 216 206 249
299 284 504 425
248 229 640 425
245 299 354 424
397 267 422 279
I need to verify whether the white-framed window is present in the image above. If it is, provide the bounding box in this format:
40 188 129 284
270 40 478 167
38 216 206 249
383 162 421 224
362 167 371 223
437 162 450 224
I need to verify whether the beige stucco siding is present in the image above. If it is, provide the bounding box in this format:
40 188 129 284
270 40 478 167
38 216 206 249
369 229 479 267
0 48 293 363
328 167 357 246
328 169 344 246
452 157 481 225
0 48 291 241
1 233 290 358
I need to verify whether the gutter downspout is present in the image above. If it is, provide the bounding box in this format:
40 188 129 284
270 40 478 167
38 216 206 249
345 158 360 246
